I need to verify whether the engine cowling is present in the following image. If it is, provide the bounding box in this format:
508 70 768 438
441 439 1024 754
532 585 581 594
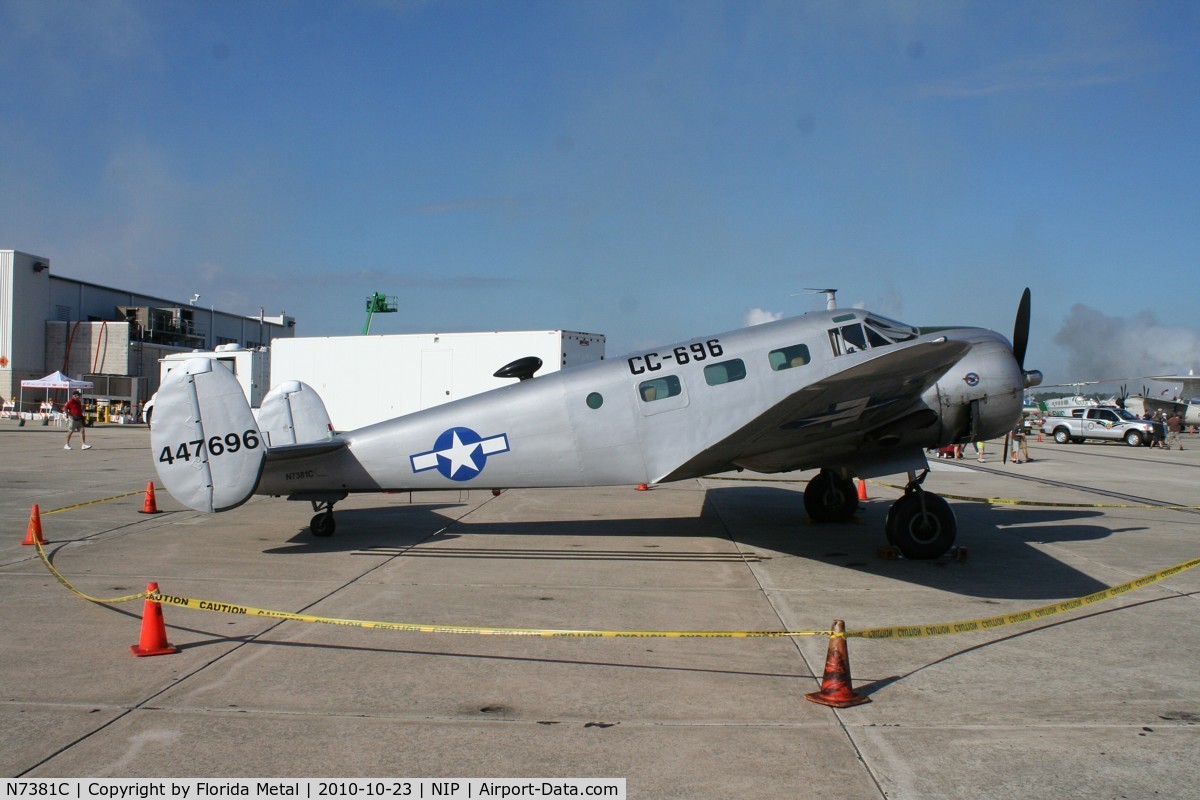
925 331 1025 443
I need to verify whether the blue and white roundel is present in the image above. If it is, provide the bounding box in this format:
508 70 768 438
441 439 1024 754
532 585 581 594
963 372 980 387
410 427 510 482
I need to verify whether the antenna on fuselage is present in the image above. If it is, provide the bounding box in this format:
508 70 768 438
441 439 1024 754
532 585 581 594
797 288 838 311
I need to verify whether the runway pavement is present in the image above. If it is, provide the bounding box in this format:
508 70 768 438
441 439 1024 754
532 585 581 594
2 419 1198 798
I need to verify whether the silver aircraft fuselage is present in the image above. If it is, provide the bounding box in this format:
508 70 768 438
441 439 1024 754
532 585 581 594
254 309 1026 499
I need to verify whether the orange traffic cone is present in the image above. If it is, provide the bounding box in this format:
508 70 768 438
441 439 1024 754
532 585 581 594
805 620 870 708
857 479 869 501
138 481 161 514
635 483 650 491
21 504 45 546
130 582 179 657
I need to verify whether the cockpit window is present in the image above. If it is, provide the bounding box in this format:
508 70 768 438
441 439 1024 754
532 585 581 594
864 325 890 348
828 313 920 356
828 323 868 355
865 315 918 342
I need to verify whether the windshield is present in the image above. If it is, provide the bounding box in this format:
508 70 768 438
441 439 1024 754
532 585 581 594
1115 408 1136 420
864 315 918 343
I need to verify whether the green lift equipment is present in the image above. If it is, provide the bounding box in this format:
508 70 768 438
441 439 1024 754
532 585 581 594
363 292 398 335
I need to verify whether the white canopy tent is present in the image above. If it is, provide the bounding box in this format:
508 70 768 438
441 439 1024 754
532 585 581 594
17 371 94 417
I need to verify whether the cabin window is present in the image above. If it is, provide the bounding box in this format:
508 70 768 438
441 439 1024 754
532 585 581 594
704 358 747 386
768 344 811 371
639 375 682 402
586 392 604 409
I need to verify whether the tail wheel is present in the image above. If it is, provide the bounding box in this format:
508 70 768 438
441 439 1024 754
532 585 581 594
885 491 956 559
803 470 859 523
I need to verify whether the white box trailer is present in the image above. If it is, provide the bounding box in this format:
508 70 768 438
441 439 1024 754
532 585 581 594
158 344 270 408
270 330 605 430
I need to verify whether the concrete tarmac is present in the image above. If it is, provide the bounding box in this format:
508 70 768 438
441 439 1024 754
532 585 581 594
2 419 1198 798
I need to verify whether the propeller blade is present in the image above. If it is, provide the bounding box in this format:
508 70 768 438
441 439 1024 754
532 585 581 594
1012 287 1031 372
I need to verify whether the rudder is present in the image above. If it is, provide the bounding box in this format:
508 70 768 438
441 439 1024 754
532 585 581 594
257 381 336 446
150 358 265 512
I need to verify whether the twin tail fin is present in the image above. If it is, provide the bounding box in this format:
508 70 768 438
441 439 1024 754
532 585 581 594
150 359 337 513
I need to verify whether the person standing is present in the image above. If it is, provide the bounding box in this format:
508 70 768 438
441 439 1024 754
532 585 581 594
1165 411 1185 450
63 390 91 450
1144 411 1163 449
1010 420 1028 463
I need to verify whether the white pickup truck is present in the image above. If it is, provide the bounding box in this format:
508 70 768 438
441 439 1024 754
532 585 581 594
1040 405 1158 447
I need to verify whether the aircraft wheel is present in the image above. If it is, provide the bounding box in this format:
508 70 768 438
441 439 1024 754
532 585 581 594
885 492 956 559
803 470 859 523
310 512 336 537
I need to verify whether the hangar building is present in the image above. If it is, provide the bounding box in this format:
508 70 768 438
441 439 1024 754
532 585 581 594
1 249 295 415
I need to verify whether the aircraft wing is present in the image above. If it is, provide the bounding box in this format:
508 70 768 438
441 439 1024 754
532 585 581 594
659 338 972 481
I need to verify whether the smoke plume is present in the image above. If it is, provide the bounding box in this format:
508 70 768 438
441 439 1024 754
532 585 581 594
1054 304 1200 380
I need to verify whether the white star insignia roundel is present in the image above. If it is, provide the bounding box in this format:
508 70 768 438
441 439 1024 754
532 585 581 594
410 427 510 481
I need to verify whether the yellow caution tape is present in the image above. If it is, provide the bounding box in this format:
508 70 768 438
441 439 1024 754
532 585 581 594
702 474 807 484
704 475 1200 509
28 488 1200 641
33 535 151 605
147 590 832 638
846 557 1200 639
869 480 1200 509
24 485 161 605
42 488 152 515
32 530 1200 641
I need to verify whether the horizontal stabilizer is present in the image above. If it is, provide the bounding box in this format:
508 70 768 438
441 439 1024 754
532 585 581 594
264 440 347 463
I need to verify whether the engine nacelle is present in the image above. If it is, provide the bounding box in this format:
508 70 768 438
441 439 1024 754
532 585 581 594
925 331 1025 444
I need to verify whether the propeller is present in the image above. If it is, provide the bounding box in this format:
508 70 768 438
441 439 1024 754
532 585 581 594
1012 287 1031 372
1003 291 1032 465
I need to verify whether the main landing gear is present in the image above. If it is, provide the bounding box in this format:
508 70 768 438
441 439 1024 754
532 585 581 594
803 469 859 523
883 470 956 559
805 468 957 559
310 500 336 537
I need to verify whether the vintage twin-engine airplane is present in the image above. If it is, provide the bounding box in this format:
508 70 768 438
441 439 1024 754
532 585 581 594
150 290 1041 559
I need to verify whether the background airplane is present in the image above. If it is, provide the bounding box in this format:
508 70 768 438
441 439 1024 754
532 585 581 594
1039 375 1200 427
1128 372 1200 426
150 290 1041 560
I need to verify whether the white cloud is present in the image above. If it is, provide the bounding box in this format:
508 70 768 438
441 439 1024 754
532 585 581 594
743 308 783 326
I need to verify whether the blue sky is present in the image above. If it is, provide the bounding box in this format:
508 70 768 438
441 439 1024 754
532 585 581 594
2 0 1198 387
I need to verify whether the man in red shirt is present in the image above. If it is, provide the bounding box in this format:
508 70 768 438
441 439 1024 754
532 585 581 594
63 390 91 450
